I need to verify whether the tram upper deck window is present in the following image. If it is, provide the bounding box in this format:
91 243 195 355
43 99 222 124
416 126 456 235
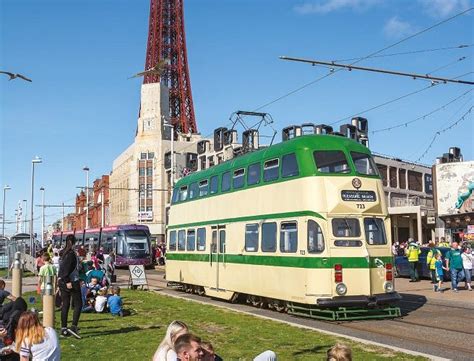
247 163 261 185
189 182 199 199
210 175 219 194
233 168 245 189
187 229 196 251
364 218 387 245
197 228 206 251
351 152 378 176
222 171 231 192
307 220 324 253
169 231 177 251
282 153 299 178
245 224 259 252
178 230 186 251
280 222 298 253
261 222 277 252
332 218 361 237
178 186 188 202
313 151 350 174
263 159 279 182
172 188 179 204
199 180 209 197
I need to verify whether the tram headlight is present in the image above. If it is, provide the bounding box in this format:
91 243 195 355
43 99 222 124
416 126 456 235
384 281 394 293
335 283 347 296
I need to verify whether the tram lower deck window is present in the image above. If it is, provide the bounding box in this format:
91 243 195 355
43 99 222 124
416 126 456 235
307 220 324 253
262 222 277 252
245 224 259 252
197 228 206 251
332 218 361 237
169 231 177 251
187 229 196 251
178 230 186 251
280 222 297 253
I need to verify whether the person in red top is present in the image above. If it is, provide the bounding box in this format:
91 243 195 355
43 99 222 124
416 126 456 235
35 251 45 273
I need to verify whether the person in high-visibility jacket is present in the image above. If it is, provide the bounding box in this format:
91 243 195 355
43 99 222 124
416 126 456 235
426 241 441 289
405 238 421 282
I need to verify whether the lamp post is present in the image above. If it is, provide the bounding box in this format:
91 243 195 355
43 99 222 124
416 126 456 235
2 185 11 237
22 199 27 233
40 187 45 247
30 156 42 255
83 166 90 229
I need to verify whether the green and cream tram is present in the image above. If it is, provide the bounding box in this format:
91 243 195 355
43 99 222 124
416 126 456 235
166 134 401 320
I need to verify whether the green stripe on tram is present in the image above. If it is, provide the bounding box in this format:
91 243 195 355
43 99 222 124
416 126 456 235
166 253 393 269
168 210 325 230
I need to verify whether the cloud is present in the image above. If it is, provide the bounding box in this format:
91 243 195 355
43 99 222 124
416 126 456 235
294 0 382 15
418 0 471 18
383 16 418 39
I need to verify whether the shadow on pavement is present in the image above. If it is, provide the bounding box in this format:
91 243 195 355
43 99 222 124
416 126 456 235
398 293 427 316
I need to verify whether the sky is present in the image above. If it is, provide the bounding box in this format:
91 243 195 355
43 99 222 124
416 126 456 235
1 0 473 236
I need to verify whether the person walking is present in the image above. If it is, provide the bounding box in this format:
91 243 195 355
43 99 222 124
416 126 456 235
461 246 472 291
58 234 82 338
445 241 465 292
405 238 421 282
426 241 440 290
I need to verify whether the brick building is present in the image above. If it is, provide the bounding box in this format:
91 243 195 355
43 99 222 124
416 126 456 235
74 175 110 230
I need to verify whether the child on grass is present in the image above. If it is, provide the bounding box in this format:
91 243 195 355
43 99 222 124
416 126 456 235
107 286 127 317
94 288 107 313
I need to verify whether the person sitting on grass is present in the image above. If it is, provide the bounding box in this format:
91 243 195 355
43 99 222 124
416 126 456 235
86 266 105 286
201 341 223 361
79 280 94 313
153 320 189 361
15 311 60 361
327 343 352 361
107 286 129 317
94 288 108 313
174 333 204 361
0 280 16 308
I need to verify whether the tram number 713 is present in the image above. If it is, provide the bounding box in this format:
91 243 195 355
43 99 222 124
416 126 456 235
356 203 365 209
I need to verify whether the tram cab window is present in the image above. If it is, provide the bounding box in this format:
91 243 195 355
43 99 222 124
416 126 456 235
364 218 387 245
245 224 259 252
332 218 361 237
313 151 350 174
178 230 186 251
189 182 199 199
282 153 299 178
172 188 179 204
210 175 219 194
169 231 177 251
178 186 188 202
222 172 231 192
263 159 279 182
307 220 324 253
187 229 196 251
199 180 209 197
197 228 206 251
280 222 298 253
233 168 245 189
261 222 277 252
247 163 261 185
351 152 378 176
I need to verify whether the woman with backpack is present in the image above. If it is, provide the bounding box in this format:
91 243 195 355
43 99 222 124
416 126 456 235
58 235 82 338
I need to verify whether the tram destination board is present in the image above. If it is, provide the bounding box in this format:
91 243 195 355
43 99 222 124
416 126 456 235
341 190 376 202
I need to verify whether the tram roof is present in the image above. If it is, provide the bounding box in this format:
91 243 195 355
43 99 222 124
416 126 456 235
176 134 371 187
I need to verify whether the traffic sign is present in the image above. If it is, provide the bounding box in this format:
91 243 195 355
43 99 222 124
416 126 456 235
128 265 148 286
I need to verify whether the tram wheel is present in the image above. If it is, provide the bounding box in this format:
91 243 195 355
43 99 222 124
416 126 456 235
197 287 205 296
272 300 287 313
247 295 262 308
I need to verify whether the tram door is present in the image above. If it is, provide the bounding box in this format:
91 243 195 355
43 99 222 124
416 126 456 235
210 225 226 291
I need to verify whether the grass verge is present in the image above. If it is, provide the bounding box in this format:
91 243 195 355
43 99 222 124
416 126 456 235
22 290 425 361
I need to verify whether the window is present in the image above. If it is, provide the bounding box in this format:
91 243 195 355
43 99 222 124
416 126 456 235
399 169 406 189
139 168 145 176
334 240 362 247
219 230 226 253
263 159 279 182
261 222 277 252
172 188 179 204
377 164 388 186
332 218 361 237
247 163 261 185
308 220 324 253
147 167 153 176
408 170 423 192
222 172 231 192
282 153 299 178
389 167 397 188
245 224 259 252
280 222 298 253
210 175 219 194
233 168 245 189
199 180 209 197
169 231 177 251
140 152 147 160
178 186 188 201
187 229 196 251
211 231 217 253
189 182 199 199
178 230 186 250
424 174 433 194
148 152 154 159
197 228 206 251
314 151 350 174
364 218 387 245
351 152 378 176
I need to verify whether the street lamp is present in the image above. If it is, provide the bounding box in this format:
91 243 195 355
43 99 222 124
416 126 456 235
83 166 90 229
2 185 11 237
40 187 45 247
22 199 27 233
30 156 42 255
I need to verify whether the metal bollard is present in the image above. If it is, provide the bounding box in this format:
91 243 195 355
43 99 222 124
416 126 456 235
42 275 55 328
12 252 22 297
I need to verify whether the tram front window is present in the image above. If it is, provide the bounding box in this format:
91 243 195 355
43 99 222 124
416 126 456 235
313 151 350 174
332 218 361 237
124 230 150 257
351 152 379 176
364 218 387 245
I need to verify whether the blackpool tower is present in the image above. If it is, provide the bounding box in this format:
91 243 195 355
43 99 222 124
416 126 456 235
143 0 197 134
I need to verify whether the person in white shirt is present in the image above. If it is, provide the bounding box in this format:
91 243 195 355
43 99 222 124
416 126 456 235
95 288 108 313
15 311 60 361
153 320 188 361
461 246 473 291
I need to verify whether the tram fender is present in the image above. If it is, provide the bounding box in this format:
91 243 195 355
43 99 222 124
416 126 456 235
317 292 401 308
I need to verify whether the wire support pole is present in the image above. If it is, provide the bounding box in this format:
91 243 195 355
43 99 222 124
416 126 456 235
279 56 474 86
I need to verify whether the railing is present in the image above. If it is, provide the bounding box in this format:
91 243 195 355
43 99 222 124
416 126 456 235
390 197 434 208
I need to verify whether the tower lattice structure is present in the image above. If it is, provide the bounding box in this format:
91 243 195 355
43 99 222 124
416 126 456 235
144 0 197 134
